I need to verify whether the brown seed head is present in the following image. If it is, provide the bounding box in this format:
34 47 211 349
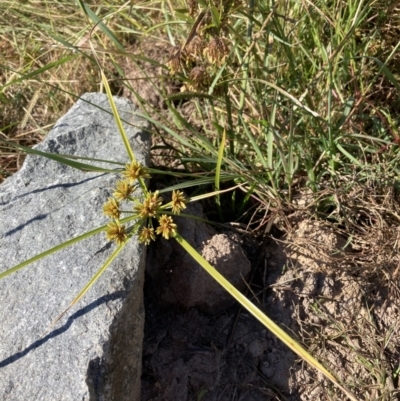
166 47 183 75
205 36 230 66
188 66 209 91
186 35 205 61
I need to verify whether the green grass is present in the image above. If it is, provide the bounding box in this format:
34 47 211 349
1 0 400 399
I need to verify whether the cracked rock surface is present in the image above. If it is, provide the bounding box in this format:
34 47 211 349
0 93 149 401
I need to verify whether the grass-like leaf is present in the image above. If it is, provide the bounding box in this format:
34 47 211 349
0 225 105 280
0 138 120 172
76 0 125 51
49 241 127 328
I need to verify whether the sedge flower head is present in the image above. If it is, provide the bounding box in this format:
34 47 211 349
139 227 156 245
204 36 229 66
186 35 205 61
122 161 150 183
103 197 120 219
134 191 163 218
188 66 209 91
113 180 135 201
166 47 183 75
171 190 187 214
105 221 127 244
156 215 177 239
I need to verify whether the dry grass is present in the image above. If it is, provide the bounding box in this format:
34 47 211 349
274 181 400 399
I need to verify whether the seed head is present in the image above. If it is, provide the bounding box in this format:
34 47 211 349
122 161 150 183
171 190 187 214
186 35 205 61
156 215 177 239
134 191 163 218
188 66 209 91
105 221 127 244
139 227 156 245
113 180 135 201
167 47 183 75
204 36 229 66
103 197 120 219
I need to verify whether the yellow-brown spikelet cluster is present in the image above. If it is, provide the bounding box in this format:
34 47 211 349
188 66 209 91
103 161 188 246
156 215 177 239
166 47 183 75
113 180 135 201
106 221 127 244
133 191 163 218
171 190 187 214
138 227 156 246
165 3 234 93
204 36 229 66
185 35 205 62
122 160 150 183
103 197 120 219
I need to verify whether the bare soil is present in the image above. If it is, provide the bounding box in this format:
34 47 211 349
142 218 400 400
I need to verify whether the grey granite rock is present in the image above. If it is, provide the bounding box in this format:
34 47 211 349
0 93 150 401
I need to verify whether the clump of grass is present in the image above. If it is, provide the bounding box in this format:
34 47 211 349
127 0 400 225
2 0 400 204
0 0 139 182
